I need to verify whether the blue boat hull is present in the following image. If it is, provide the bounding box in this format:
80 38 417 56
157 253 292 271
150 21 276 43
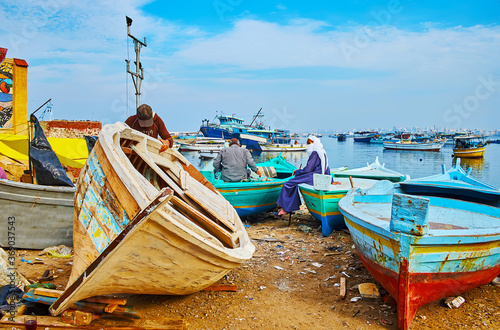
201 126 232 139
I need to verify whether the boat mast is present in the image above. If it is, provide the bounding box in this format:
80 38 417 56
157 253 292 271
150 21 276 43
249 108 263 127
125 16 147 110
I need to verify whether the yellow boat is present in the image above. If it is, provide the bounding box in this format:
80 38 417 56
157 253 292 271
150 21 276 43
453 135 486 158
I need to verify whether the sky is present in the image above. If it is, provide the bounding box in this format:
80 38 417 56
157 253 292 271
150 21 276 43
1 0 500 133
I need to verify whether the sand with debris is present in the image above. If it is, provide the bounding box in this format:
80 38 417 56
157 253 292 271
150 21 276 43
10 209 500 329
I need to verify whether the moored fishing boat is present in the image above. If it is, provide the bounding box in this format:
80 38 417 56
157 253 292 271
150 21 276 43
199 161 288 216
50 122 254 315
399 160 500 206
332 157 408 182
259 143 306 152
339 181 500 330
255 153 296 179
298 177 377 236
453 134 487 158
383 138 446 151
0 180 74 249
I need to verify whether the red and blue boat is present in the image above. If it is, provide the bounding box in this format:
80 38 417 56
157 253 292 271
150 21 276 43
339 181 500 329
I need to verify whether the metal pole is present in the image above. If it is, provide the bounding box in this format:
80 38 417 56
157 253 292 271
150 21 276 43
125 16 147 111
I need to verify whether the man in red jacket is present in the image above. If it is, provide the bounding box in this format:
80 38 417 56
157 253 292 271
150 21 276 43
125 104 174 151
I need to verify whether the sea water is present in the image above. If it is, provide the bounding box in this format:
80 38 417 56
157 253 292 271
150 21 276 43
183 136 500 187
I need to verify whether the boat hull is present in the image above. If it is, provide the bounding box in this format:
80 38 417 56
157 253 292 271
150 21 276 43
340 189 500 330
260 144 306 152
383 141 445 151
453 146 486 158
215 180 286 216
0 180 74 249
50 123 254 315
299 186 346 236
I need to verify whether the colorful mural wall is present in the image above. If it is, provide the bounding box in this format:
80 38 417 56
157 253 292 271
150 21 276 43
0 52 28 136
0 58 13 129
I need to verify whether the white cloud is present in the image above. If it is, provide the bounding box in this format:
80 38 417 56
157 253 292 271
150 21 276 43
1 2 499 131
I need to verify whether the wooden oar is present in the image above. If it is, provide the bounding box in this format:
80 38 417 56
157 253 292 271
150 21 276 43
349 176 354 188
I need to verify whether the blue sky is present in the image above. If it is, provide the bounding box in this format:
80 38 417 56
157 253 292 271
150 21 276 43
1 0 499 132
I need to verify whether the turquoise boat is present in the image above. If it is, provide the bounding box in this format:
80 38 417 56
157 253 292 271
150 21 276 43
200 161 288 216
298 177 377 236
399 161 500 205
339 181 500 329
255 153 296 178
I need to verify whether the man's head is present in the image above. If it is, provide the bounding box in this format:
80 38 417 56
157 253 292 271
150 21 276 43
137 104 154 127
229 138 240 146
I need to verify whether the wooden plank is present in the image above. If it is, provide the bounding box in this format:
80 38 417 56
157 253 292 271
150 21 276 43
340 277 346 299
105 304 119 313
83 296 127 305
33 289 128 305
1 315 187 329
171 196 234 248
131 144 236 232
94 142 141 220
203 284 237 292
34 288 62 298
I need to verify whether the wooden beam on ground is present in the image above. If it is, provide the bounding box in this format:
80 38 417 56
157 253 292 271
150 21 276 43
203 284 238 292
1 315 187 329
340 277 346 299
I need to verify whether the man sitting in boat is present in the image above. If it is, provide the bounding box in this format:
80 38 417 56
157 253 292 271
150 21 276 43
125 104 174 151
213 138 261 182
277 135 338 216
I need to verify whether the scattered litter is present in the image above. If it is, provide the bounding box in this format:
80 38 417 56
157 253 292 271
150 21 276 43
350 297 362 303
277 250 289 255
324 275 336 281
358 283 380 299
380 319 393 325
312 262 323 268
277 282 290 291
334 283 340 287
341 271 350 278
274 266 284 270
444 296 465 309
352 310 360 317
253 237 283 242
20 257 33 263
244 224 251 228
299 271 306 275
259 286 266 291
35 258 43 261
492 277 500 286
39 245 72 256
298 225 312 233
326 246 343 252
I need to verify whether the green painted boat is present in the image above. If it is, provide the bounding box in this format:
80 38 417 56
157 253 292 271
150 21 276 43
200 162 288 216
299 177 377 236
255 153 296 178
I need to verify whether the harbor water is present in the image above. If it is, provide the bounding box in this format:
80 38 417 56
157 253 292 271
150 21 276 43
183 136 500 187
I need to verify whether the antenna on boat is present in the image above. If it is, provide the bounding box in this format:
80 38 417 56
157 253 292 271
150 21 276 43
125 16 147 110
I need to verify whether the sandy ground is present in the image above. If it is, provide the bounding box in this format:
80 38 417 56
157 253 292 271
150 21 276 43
8 209 500 329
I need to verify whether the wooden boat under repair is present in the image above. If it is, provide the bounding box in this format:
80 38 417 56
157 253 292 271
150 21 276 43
332 157 408 182
49 122 254 315
298 177 377 236
339 181 500 329
0 179 74 249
